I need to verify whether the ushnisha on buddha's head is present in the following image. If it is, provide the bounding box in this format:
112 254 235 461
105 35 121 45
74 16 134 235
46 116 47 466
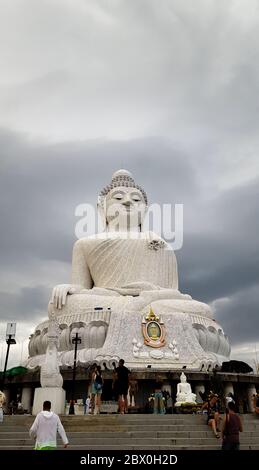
98 169 148 232
180 372 187 383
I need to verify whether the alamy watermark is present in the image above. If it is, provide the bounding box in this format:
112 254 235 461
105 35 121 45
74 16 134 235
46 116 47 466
74 203 183 250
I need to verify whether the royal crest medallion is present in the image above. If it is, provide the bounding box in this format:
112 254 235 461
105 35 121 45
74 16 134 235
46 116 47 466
142 307 165 348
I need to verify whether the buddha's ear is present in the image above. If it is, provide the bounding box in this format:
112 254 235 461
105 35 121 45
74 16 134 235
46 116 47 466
97 199 107 232
139 204 148 231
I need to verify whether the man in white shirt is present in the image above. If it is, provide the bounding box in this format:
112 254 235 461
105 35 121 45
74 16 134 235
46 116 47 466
29 400 68 450
84 396 91 415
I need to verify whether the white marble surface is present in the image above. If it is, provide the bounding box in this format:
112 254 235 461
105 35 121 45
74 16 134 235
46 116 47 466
32 387 65 416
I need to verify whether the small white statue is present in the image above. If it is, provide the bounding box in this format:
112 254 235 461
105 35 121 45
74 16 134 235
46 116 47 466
40 311 63 388
175 372 196 405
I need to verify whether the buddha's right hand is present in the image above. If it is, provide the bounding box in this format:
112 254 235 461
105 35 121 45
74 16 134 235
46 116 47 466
50 284 82 309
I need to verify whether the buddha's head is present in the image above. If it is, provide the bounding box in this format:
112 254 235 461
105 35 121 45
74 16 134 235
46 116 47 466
180 372 187 383
98 169 148 231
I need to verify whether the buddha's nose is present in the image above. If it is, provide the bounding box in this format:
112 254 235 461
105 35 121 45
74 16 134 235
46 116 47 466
122 198 132 206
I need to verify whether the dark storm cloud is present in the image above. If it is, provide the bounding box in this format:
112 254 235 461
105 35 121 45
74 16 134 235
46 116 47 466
0 285 49 323
213 284 259 347
178 179 259 302
0 129 198 266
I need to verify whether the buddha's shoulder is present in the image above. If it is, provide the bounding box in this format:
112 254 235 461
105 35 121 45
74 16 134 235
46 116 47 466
74 232 172 250
73 235 104 249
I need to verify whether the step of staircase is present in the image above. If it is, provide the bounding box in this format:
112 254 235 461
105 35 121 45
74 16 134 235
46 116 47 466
0 414 258 450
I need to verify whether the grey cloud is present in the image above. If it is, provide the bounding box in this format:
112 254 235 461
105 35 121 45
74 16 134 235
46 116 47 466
0 285 49 323
213 284 259 347
178 179 259 302
0 130 198 266
0 1 259 142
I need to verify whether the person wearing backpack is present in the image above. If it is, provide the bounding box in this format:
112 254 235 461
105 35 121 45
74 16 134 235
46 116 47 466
221 401 243 450
90 365 103 415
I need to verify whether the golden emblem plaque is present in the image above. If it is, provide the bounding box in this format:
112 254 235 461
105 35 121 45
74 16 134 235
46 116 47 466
142 307 165 348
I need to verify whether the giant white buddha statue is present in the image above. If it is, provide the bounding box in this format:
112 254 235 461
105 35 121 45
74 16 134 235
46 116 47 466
27 170 231 371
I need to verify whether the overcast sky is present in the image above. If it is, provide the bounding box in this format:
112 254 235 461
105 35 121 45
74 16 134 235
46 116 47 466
0 0 259 370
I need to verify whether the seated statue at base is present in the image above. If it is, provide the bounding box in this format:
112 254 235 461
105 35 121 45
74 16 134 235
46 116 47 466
175 372 196 405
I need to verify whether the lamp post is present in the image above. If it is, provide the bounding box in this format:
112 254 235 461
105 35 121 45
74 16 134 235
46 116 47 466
2 323 16 387
69 332 81 415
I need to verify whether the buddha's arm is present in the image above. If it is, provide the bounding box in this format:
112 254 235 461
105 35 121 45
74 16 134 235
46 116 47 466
71 240 93 289
51 240 93 309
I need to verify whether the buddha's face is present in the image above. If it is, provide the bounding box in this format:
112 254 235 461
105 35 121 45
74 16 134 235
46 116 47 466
104 186 147 231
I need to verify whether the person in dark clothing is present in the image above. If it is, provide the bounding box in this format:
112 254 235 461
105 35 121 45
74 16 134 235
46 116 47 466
153 382 166 415
115 359 130 414
90 364 103 414
221 401 243 450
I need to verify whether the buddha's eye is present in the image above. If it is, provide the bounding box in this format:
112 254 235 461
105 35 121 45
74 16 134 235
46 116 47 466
132 196 141 202
114 194 123 200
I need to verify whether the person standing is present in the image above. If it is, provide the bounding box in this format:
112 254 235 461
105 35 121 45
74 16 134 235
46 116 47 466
84 396 91 415
115 359 130 414
221 401 243 450
90 365 103 415
0 391 6 423
29 400 68 450
153 382 166 415
166 392 173 414
128 375 138 407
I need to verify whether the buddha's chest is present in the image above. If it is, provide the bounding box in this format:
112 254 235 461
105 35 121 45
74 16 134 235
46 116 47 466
84 238 172 283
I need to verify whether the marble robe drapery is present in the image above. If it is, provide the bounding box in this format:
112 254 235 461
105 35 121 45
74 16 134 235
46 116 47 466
72 233 178 295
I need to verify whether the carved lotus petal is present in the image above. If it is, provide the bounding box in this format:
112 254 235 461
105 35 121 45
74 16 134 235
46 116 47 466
150 349 164 359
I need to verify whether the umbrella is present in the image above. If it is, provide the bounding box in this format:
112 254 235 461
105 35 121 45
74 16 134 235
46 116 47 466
221 360 253 373
0 366 28 378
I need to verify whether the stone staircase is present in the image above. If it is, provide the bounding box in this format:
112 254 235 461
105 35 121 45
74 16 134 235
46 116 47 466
0 414 258 450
